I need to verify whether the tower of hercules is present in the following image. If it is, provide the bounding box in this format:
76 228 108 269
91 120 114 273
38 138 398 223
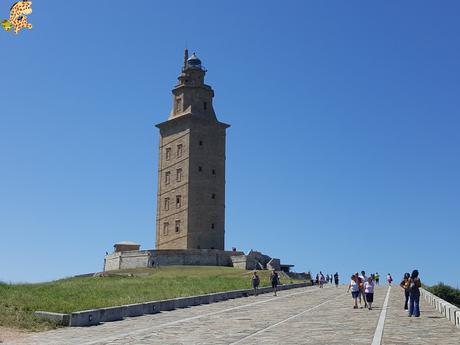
155 50 230 251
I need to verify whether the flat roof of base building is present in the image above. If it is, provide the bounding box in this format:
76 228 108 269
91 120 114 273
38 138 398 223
114 241 140 246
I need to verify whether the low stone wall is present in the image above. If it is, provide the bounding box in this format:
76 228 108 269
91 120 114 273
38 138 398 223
104 249 245 272
420 288 460 328
35 282 308 327
286 271 313 283
149 249 243 267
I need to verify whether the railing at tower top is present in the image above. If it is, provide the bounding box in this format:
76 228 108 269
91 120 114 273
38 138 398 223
182 64 207 72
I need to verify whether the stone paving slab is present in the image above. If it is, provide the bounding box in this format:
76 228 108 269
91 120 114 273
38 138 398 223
7 284 460 345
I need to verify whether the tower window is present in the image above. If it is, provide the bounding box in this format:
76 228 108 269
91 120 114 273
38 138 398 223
163 222 169 235
165 147 171 161
176 195 181 208
164 197 170 211
177 144 183 158
199 140 203 146
175 220 181 233
203 102 207 110
165 171 171 185
176 168 182 182
211 223 215 229
212 169 216 175
211 193 216 199
198 166 202 172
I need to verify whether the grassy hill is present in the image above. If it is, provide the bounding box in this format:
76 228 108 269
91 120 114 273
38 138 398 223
0 266 299 331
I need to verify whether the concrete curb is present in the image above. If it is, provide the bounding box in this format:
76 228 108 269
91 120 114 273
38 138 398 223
34 311 69 326
34 282 307 327
420 288 460 328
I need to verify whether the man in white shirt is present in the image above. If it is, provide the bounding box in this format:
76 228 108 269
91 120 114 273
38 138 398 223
358 270 368 308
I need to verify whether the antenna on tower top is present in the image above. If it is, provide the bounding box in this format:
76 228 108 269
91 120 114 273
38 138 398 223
183 47 189 69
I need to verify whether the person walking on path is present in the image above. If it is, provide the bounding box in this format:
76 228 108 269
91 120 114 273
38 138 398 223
251 271 260 296
364 276 375 310
334 272 339 287
347 275 360 309
400 273 411 310
375 272 380 285
408 269 422 317
358 271 368 308
387 273 393 286
270 270 280 296
319 271 325 288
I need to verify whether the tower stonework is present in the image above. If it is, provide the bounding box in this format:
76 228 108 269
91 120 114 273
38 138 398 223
155 50 230 250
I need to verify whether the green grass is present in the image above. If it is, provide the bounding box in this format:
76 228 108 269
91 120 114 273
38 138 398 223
0 266 297 331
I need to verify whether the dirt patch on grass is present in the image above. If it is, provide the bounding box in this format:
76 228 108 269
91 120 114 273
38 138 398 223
0 326 29 343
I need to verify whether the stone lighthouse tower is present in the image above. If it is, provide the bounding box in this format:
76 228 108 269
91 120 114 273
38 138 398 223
155 50 230 250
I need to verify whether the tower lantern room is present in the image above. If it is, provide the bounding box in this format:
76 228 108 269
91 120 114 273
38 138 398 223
171 50 216 121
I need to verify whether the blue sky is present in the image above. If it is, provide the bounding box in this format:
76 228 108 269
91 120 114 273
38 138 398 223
1 1 459 287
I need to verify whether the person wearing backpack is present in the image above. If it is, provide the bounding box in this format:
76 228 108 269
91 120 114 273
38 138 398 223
408 269 422 317
399 273 411 310
387 273 393 286
251 271 260 296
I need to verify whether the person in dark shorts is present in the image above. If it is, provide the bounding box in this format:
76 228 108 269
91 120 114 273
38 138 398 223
334 272 339 287
270 270 279 296
364 276 375 310
347 275 360 309
251 271 260 296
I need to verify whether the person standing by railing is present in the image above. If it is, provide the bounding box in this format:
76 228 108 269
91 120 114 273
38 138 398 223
408 269 422 317
400 273 411 310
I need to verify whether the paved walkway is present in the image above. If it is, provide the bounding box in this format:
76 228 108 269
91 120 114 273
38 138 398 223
8 285 460 345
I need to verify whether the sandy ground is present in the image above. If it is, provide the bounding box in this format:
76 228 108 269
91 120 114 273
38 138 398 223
0 327 28 344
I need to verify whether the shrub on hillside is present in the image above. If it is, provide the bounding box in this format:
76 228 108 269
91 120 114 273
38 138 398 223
428 283 460 308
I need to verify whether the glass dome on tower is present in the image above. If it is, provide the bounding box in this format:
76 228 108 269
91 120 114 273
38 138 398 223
187 53 202 69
